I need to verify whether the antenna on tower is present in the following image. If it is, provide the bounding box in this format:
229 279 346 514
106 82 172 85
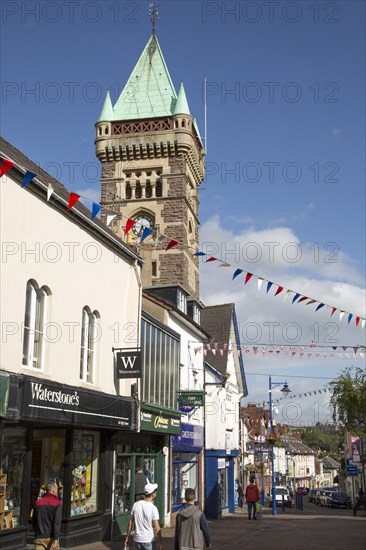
204 76 208 154
149 3 159 34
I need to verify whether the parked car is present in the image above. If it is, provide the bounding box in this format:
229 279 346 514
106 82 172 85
308 489 318 503
296 486 308 495
269 486 291 508
315 489 328 505
327 492 352 509
320 490 333 507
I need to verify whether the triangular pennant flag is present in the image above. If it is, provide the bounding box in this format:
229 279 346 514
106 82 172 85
300 352 304 358
166 239 179 251
68 192 80 211
342 346 347 351
275 285 284 296
124 218 136 235
0 158 15 178
203 349 207 356
206 343 211 350
140 227 153 243
355 316 360 327
245 272 253 285
232 268 243 280
347 313 353 324
331 307 337 316
266 281 273 293
362 319 365 329
253 347 258 355
211 349 216 355
91 202 101 220
297 296 308 303
219 262 231 267
106 213 117 226
353 347 359 354
292 351 296 356
332 346 337 350
306 299 316 306
258 278 263 291
205 256 217 263
316 303 325 312
21 170 37 188
284 290 292 302
193 251 206 256
308 353 311 358
292 293 300 304
339 311 345 321
219 349 224 356
47 183 54 202
315 353 319 358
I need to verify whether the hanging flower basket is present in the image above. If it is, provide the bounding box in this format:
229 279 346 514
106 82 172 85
265 435 280 447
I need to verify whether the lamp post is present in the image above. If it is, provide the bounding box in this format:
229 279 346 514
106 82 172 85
260 427 265 506
269 375 291 515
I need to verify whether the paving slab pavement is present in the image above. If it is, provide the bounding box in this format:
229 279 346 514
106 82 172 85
32 506 365 550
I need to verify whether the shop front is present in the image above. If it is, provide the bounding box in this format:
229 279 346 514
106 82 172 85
171 423 204 512
0 372 137 550
205 449 238 519
111 403 181 536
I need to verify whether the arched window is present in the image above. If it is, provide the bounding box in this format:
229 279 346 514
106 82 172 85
182 120 186 128
126 182 132 199
98 127 102 136
104 127 109 135
80 308 99 383
155 179 162 197
22 280 49 369
135 181 142 199
188 220 193 234
145 180 152 198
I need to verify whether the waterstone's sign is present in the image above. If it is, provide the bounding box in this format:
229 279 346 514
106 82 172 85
116 349 142 379
22 378 136 430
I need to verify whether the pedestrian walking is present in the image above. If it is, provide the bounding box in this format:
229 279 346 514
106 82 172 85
125 482 162 550
353 488 366 516
237 485 244 509
245 477 260 520
174 488 211 550
32 481 62 550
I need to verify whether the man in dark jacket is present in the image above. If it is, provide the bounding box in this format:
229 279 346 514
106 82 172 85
175 488 211 550
245 477 260 520
33 481 62 550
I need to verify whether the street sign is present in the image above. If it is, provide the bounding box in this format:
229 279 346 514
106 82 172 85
346 464 358 477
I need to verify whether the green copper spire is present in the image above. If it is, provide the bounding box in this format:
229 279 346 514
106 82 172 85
97 89 114 122
113 34 177 121
173 82 191 115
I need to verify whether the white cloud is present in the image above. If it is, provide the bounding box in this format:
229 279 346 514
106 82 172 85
199 216 366 418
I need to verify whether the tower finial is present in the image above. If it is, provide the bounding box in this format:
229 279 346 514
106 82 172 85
149 3 159 34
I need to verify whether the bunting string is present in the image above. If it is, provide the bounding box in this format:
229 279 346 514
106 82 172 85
2 155 365 329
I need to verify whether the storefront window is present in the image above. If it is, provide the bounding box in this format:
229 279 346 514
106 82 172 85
0 427 27 530
30 430 65 512
114 453 157 517
71 431 99 516
172 453 198 507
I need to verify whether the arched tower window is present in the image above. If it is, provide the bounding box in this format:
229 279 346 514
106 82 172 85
22 280 50 369
126 182 132 199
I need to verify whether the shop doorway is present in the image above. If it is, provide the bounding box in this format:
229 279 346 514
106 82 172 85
30 430 65 515
113 451 163 538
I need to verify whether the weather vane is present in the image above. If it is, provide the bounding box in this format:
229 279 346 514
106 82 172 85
149 3 159 34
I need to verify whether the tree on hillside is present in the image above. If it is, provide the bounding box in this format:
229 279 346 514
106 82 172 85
328 367 366 435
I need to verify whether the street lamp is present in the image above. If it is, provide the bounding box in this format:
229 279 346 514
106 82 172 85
269 375 291 515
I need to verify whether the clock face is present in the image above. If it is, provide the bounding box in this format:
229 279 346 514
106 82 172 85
132 214 154 236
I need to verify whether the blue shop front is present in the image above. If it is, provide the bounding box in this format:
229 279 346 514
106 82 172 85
205 449 238 519
171 423 204 512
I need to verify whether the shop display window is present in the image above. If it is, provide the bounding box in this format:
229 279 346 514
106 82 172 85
0 427 27 530
71 431 99 516
30 430 65 512
113 452 156 517
172 452 198 507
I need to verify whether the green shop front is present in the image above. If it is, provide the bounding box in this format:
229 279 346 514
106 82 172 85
112 405 180 537
112 311 182 536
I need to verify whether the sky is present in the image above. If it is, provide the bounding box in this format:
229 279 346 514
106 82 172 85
1 1 365 425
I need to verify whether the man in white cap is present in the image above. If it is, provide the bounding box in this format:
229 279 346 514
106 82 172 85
125 482 162 550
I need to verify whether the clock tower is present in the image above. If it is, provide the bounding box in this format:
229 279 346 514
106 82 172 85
95 33 205 299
